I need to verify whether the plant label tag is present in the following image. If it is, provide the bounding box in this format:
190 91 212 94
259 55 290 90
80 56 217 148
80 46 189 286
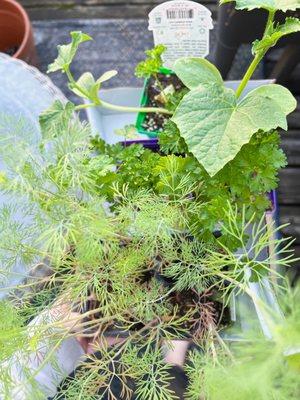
148 0 213 69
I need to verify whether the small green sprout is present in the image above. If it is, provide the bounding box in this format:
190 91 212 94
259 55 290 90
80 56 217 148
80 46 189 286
114 124 139 140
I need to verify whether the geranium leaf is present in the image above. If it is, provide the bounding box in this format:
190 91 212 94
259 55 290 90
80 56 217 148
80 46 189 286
173 58 223 90
253 17 300 54
172 84 296 176
39 101 75 139
275 16 300 35
48 31 92 73
220 0 300 12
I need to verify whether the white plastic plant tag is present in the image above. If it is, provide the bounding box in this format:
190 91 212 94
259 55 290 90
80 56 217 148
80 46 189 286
148 0 213 69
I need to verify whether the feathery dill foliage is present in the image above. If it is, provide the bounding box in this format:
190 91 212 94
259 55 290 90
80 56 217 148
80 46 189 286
185 284 300 400
0 301 25 361
0 106 297 398
0 107 212 398
1 1 300 397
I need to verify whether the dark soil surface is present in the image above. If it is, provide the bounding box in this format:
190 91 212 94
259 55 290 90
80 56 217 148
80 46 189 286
142 73 186 133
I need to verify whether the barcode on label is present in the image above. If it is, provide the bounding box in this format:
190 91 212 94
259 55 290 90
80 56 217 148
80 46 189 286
166 9 194 19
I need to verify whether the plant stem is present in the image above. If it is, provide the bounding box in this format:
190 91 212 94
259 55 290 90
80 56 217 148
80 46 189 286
75 103 97 111
75 101 172 116
235 53 264 99
65 68 76 85
235 10 275 99
265 10 275 35
99 99 173 115
67 67 172 115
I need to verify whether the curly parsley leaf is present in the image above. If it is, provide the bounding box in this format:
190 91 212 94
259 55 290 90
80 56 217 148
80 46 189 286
135 45 166 78
114 124 139 140
158 121 188 154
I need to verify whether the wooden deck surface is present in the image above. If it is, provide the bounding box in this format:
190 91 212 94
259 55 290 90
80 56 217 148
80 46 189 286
21 1 300 275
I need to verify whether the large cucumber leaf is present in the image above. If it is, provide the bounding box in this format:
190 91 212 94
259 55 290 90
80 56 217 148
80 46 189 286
172 84 296 176
173 58 223 90
220 0 300 12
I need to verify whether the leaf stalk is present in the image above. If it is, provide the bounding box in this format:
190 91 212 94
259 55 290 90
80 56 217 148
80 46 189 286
236 10 276 99
235 53 265 99
98 99 173 115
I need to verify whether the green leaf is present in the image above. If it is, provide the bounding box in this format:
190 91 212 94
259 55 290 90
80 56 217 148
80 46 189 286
114 124 139 139
0 171 7 185
70 70 117 103
88 154 114 177
172 84 296 176
174 58 223 90
158 120 188 154
253 17 300 54
39 100 75 139
135 44 166 78
70 72 99 102
47 31 92 73
97 70 118 84
220 0 300 12
285 351 300 371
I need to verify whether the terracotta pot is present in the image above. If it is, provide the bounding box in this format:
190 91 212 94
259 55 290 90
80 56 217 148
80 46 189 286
0 0 37 65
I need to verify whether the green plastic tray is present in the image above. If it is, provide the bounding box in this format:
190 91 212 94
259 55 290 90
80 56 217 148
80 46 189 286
135 67 173 138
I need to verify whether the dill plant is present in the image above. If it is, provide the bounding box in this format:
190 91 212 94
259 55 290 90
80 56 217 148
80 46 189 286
0 1 300 399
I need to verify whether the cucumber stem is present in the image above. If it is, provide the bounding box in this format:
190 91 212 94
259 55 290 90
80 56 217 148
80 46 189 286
235 10 275 100
99 99 173 115
67 68 172 115
235 53 264 99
